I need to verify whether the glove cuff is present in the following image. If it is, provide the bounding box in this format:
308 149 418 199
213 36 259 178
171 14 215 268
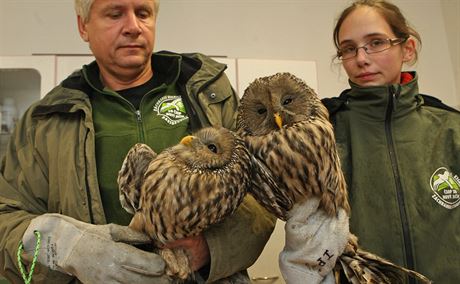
280 199 349 282
22 214 86 273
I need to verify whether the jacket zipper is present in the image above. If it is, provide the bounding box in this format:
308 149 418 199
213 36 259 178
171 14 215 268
136 109 145 142
385 85 416 284
83 126 95 224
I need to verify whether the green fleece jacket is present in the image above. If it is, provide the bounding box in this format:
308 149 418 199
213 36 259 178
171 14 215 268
0 51 275 283
323 73 460 283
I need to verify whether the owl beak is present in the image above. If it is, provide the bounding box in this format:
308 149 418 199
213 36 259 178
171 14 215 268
274 113 283 129
180 135 195 146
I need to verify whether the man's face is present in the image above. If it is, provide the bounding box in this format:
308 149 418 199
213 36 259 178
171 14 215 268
78 0 157 76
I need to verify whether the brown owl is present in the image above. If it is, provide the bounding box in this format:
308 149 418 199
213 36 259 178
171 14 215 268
117 126 252 281
237 72 350 219
237 73 431 284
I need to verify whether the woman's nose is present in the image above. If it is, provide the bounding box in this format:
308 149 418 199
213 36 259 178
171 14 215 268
355 47 370 65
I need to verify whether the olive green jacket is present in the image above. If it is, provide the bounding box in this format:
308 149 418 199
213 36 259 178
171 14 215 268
0 52 275 283
323 73 460 283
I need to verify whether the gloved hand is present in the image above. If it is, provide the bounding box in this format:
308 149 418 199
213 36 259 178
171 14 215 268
279 198 349 284
22 213 169 284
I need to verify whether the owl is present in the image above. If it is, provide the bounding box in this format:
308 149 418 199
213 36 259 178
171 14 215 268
237 72 350 219
117 126 253 281
237 73 431 284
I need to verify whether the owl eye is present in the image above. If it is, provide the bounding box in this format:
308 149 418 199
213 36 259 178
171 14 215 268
257 108 267 115
283 98 293 105
207 144 218 153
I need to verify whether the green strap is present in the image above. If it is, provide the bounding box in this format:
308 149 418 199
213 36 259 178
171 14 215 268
17 230 41 284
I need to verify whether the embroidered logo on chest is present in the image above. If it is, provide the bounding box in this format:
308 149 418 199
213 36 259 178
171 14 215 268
430 167 460 209
153 96 188 125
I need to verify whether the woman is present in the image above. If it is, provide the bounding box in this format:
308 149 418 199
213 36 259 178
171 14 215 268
323 1 460 283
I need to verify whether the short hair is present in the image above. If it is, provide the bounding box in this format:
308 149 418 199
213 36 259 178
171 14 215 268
333 0 421 63
75 0 160 23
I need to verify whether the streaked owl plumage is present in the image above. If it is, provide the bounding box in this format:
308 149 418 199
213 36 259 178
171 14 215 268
117 126 252 281
237 72 350 220
237 73 431 284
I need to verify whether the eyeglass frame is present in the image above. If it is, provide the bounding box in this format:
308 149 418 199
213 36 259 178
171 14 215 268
336 36 409 60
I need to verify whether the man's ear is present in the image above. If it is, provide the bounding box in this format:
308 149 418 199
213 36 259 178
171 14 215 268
402 37 416 63
77 15 89 42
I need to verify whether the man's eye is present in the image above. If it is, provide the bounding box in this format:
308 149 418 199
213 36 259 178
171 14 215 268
107 11 122 19
137 10 151 19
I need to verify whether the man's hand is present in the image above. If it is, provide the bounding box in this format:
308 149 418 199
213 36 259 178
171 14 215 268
164 234 210 271
21 214 169 284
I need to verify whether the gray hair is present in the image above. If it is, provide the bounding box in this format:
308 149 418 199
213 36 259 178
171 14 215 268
75 0 160 23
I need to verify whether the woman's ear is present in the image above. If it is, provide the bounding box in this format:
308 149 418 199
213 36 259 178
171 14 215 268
402 37 417 64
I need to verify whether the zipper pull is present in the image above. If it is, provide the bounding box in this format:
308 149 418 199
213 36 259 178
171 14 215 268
136 110 142 122
388 85 401 112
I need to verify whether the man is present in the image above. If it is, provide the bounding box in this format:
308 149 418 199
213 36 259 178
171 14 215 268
0 0 275 283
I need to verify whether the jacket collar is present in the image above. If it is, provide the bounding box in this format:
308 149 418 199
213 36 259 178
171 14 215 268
152 51 227 96
81 52 183 94
31 51 227 118
341 71 421 121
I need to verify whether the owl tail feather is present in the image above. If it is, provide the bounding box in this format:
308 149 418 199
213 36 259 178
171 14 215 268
335 234 432 284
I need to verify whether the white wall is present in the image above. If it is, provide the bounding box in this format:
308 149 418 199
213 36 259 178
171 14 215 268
0 0 458 107
441 0 460 102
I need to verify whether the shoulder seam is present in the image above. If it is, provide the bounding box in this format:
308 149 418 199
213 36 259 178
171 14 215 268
421 94 460 114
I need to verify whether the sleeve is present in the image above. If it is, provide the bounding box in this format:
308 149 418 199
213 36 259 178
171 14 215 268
0 108 74 283
197 73 239 131
204 195 276 283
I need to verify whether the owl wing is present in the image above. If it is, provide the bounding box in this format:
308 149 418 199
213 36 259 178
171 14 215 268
117 143 157 214
250 154 292 221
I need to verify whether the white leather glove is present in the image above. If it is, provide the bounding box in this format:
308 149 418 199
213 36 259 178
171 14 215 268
22 213 169 284
279 198 349 284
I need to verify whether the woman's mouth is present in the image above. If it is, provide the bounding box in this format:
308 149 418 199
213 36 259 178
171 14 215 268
356 72 377 81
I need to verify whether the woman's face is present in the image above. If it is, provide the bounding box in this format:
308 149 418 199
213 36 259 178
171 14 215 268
337 6 415 87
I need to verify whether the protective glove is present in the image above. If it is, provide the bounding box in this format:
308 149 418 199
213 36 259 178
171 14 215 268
279 198 349 284
22 213 169 284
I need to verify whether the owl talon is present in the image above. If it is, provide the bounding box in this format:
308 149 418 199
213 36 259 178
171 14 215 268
161 248 193 281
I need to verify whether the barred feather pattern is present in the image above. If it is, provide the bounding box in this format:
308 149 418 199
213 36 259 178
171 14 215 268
118 143 157 214
237 72 432 284
117 126 253 281
241 117 350 220
237 72 349 219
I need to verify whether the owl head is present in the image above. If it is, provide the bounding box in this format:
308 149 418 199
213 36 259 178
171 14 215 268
171 126 240 171
237 72 329 137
